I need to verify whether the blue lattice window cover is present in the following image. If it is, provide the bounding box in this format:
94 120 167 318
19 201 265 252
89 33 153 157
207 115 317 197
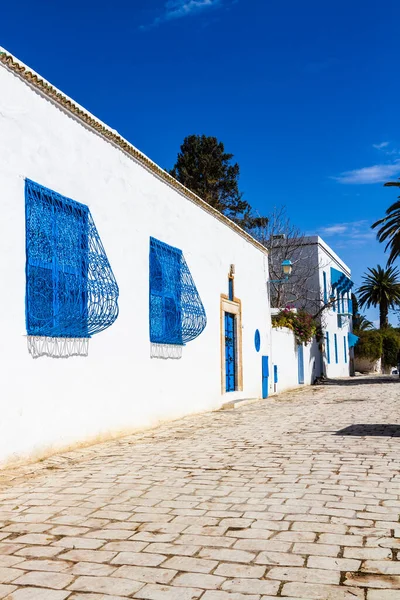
149 237 207 345
25 179 119 338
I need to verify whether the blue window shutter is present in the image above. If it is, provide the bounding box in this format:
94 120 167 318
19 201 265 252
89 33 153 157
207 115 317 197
149 237 206 345
334 333 338 363
343 335 347 363
25 179 118 338
323 271 327 304
326 332 330 364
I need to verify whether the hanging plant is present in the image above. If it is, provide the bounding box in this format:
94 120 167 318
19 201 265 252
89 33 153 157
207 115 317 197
272 308 317 345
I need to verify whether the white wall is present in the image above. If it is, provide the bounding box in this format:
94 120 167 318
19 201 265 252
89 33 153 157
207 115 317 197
271 327 321 393
0 61 272 466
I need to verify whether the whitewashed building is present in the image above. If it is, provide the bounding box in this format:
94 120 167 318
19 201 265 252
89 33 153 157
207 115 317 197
270 235 357 390
0 48 274 467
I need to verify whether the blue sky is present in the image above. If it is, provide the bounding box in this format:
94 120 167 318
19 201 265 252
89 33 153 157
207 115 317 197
1 0 399 324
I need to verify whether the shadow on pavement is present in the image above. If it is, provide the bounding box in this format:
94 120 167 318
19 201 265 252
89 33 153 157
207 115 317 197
322 377 399 386
336 424 400 436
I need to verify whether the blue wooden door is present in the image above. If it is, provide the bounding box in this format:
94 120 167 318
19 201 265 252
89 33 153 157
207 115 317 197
262 355 269 398
298 344 305 384
225 312 236 392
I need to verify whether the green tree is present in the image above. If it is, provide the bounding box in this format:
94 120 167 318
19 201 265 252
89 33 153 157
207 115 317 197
382 329 400 369
353 315 374 332
170 134 266 231
358 265 400 329
354 330 382 361
372 179 400 264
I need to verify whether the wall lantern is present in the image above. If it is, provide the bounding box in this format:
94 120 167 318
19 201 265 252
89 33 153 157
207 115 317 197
268 259 293 284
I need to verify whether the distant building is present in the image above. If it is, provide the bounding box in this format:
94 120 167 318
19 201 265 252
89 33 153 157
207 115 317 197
270 235 357 384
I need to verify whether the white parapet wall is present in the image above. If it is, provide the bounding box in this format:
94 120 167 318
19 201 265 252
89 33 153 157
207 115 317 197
271 327 321 393
0 50 272 467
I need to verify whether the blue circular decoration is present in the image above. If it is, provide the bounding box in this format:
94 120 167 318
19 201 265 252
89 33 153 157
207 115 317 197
254 329 261 352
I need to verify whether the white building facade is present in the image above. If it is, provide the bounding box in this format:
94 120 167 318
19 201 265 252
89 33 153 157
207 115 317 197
0 49 274 467
270 236 356 390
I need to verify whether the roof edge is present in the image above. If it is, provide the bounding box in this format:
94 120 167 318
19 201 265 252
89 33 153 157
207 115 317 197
0 48 267 255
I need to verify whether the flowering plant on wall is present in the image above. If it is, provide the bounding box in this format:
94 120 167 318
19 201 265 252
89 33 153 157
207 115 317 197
272 308 317 345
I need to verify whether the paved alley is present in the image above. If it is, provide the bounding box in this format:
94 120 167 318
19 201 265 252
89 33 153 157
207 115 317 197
0 376 400 599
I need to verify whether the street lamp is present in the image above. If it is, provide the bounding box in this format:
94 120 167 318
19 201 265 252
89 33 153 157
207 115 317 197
268 259 293 283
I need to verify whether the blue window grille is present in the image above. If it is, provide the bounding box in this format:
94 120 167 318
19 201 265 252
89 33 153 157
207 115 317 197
323 271 328 304
326 332 330 364
334 333 338 363
25 179 119 338
149 237 206 345
343 335 348 363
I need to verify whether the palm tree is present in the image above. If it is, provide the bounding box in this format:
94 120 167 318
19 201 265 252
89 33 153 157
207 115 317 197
372 179 400 264
353 314 374 332
358 265 400 329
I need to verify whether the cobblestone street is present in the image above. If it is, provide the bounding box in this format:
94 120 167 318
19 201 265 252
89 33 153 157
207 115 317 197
0 376 400 599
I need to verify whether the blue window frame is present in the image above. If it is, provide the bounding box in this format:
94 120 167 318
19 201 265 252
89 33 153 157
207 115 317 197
334 333 338 363
343 335 348 363
323 271 328 304
149 237 206 345
25 179 118 338
326 332 330 364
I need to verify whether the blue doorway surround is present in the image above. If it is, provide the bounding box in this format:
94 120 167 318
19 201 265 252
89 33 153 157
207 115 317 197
298 344 305 384
225 312 236 392
262 355 269 398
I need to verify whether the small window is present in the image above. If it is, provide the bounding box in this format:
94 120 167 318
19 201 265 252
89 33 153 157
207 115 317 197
228 277 234 301
343 335 348 363
323 271 328 304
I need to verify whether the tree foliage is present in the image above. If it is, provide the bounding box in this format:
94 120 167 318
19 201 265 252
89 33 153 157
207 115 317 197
170 134 267 231
372 179 400 265
382 328 400 367
357 265 400 329
354 330 383 360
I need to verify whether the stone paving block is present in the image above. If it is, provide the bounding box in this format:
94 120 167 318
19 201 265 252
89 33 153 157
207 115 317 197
266 566 340 584
367 591 400 599
111 552 166 567
68 575 144 595
198 547 256 563
3 588 71 599
255 551 305 566
344 573 400 589
53 536 105 549
162 556 217 573
344 547 392 560
13 570 74 589
70 561 118 576
282 582 365 599
362 561 400 575
59 550 117 563
0 585 16 599
292 543 340 556
214 563 266 578
143 543 199 557
221 578 280 595
112 565 176 584
134 583 203 599
0 567 25 583
173 573 225 589
201 593 260 600
307 555 361 571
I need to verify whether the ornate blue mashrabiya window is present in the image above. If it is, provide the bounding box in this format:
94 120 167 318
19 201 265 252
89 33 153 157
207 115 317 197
149 237 206 359
25 179 119 358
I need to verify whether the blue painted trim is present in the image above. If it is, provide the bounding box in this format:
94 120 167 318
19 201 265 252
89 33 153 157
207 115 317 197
323 271 328 304
334 333 338 363
326 332 330 364
254 329 261 352
228 277 234 301
343 335 348 363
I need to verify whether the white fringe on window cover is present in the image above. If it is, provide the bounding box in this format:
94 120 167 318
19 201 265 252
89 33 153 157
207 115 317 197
150 343 183 360
27 336 89 359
